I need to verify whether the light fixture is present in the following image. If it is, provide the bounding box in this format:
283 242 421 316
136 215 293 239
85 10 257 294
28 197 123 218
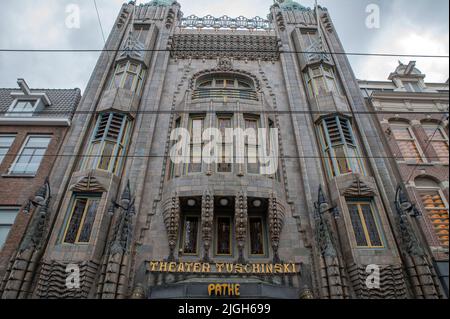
187 199 196 207
219 198 229 207
253 199 262 208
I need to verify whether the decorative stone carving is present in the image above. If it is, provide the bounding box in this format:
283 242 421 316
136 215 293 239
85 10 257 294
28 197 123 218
268 193 285 263
171 33 280 61
166 8 176 29
190 68 261 92
342 176 376 198
275 12 286 31
117 7 130 29
162 194 180 261
118 30 145 62
235 191 248 264
314 186 349 299
71 173 106 193
180 15 272 31
97 181 136 299
394 186 444 299
0 179 52 299
217 57 233 71
201 189 214 262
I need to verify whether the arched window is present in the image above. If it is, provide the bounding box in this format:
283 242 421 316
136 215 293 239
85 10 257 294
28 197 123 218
193 73 257 101
416 177 449 248
389 120 425 163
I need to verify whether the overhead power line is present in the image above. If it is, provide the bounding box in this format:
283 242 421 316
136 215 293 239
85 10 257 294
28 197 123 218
0 48 448 59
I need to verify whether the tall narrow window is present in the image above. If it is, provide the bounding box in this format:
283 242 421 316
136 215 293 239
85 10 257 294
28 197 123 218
10 136 51 175
347 200 384 248
217 116 232 173
110 61 146 94
416 177 449 248
188 116 204 174
84 113 131 175
0 135 15 165
181 216 199 255
249 217 265 255
390 122 424 163
63 195 100 244
245 117 259 174
423 124 449 164
216 216 232 255
169 118 181 180
0 207 19 249
305 65 341 97
318 116 364 178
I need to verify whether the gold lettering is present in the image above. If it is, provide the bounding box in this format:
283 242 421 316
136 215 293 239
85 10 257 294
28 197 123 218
274 264 283 274
216 263 225 273
202 263 211 273
208 284 215 296
185 263 193 272
149 261 158 272
235 264 243 274
193 263 201 272
291 263 297 273
252 263 261 274
215 284 222 296
168 262 176 272
266 264 273 274
177 262 185 273
235 284 240 296
225 263 234 273
244 264 251 273
283 264 291 273
159 262 168 272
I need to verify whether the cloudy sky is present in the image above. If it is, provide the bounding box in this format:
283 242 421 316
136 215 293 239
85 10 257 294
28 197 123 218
0 0 448 91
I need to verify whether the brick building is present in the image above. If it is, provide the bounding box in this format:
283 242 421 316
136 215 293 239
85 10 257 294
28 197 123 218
0 0 447 299
360 61 449 294
0 79 81 277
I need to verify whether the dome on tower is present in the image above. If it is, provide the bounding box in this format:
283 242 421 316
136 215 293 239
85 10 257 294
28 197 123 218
277 0 309 11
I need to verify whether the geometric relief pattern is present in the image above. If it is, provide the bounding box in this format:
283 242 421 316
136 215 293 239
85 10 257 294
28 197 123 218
342 177 376 197
71 173 106 193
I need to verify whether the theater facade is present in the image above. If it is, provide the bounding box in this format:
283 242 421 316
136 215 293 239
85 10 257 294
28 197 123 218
0 0 447 299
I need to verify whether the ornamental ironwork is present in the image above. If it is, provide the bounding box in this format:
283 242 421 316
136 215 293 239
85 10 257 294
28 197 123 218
180 14 273 31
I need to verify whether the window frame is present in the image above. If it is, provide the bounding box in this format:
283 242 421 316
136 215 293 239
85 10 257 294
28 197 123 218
216 114 234 173
305 65 342 97
180 214 201 256
109 61 146 94
247 215 267 257
347 200 385 249
0 207 20 249
214 215 233 257
9 135 52 176
390 122 427 164
0 134 16 165
186 115 205 175
6 98 39 117
62 194 101 245
244 115 261 175
422 124 449 164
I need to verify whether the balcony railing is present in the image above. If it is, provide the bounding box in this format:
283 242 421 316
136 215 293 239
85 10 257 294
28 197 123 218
192 88 258 101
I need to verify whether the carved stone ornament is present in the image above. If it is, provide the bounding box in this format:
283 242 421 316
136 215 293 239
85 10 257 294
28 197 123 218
162 194 180 261
201 189 214 261
342 176 376 198
217 58 233 71
268 193 285 263
71 173 106 193
235 191 248 263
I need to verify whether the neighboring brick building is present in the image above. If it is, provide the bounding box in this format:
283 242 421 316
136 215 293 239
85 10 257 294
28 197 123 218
360 61 449 295
0 79 81 277
0 1 447 299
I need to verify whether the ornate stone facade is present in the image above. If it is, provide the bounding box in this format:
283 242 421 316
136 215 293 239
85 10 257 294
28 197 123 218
1 0 447 299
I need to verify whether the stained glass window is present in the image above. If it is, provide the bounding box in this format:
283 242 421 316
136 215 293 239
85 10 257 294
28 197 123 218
347 201 384 248
182 216 199 254
391 123 424 163
110 61 146 94
188 116 204 174
216 217 232 255
63 196 100 244
249 217 265 255
423 124 449 164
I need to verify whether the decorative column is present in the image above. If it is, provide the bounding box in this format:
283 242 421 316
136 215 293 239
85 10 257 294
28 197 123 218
96 181 136 299
201 189 214 262
235 191 248 264
268 193 285 263
162 193 180 261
